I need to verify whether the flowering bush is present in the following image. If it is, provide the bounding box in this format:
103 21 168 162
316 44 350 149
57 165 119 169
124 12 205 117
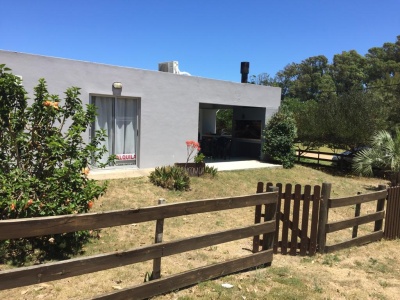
186 140 201 165
0 65 113 264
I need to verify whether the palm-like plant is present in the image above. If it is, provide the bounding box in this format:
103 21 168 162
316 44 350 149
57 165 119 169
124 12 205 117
353 130 400 177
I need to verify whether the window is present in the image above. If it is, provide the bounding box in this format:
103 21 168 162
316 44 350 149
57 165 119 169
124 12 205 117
92 96 138 166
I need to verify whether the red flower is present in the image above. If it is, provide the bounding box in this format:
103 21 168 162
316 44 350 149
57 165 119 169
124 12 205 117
185 140 201 164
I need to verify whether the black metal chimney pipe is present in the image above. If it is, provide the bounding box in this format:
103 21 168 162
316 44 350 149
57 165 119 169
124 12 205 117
240 62 249 83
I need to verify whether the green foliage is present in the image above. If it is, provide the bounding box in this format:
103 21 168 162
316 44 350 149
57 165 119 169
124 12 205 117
256 36 400 151
285 90 388 151
0 65 113 264
204 165 218 177
149 165 190 191
353 130 400 181
216 109 232 135
262 110 297 168
194 153 205 163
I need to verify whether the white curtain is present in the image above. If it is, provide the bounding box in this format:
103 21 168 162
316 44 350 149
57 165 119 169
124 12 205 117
115 98 137 159
94 96 114 165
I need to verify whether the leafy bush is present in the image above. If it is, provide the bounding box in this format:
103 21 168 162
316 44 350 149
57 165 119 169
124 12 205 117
149 165 190 191
262 109 297 168
204 165 218 177
0 65 113 264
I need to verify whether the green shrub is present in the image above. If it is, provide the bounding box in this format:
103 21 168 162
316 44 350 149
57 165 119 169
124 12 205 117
204 165 218 177
0 65 113 264
149 165 190 191
262 109 297 168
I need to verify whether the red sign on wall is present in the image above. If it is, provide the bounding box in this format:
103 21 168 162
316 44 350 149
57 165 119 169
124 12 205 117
116 153 136 160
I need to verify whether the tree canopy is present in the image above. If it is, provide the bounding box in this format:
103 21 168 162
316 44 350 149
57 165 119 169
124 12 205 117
255 35 400 151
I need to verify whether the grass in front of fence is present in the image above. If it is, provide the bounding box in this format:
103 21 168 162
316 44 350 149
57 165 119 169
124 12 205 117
1 165 399 299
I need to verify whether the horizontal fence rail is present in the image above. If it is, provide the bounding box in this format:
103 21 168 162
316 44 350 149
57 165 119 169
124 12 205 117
0 192 278 299
0 193 276 240
320 185 387 253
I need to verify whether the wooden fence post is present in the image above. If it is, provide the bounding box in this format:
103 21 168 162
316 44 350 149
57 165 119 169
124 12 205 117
374 185 387 232
252 182 264 253
263 186 279 252
317 182 331 253
152 198 166 280
352 192 362 238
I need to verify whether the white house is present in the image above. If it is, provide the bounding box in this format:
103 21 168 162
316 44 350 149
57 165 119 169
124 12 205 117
0 50 281 169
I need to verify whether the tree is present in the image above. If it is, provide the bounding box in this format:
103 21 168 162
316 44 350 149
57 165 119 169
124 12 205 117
0 65 113 264
331 50 367 93
216 109 233 134
353 130 400 185
318 90 388 150
262 109 297 168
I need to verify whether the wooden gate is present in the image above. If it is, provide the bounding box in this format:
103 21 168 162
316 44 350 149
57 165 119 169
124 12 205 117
384 185 400 239
255 182 322 256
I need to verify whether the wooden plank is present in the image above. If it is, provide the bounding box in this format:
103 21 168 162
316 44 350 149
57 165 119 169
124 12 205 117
395 187 400 238
352 201 361 238
262 186 278 252
0 193 278 240
93 250 274 300
392 186 400 239
299 185 311 256
281 184 292 255
325 211 385 233
384 186 397 239
290 185 301 255
253 182 264 252
325 231 383 253
374 185 387 232
0 221 275 290
384 187 392 238
317 183 331 253
329 190 387 208
152 198 166 280
309 185 321 255
273 183 283 254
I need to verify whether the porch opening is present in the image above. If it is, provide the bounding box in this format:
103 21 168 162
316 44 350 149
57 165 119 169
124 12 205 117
198 103 266 161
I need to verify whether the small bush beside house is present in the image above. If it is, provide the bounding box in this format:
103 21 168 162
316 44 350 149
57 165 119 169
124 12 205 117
262 109 297 168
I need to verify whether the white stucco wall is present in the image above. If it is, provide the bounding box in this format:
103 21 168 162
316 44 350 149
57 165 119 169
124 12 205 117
0 50 281 168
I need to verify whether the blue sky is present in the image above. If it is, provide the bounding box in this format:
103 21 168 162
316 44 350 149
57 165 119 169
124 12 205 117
1 0 399 82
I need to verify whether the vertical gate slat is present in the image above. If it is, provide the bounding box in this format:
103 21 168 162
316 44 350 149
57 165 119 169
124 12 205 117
253 182 264 252
394 186 400 239
309 185 321 255
281 184 292 255
263 186 278 253
290 185 301 255
262 183 274 250
386 186 399 239
300 185 311 256
273 183 283 254
385 187 393 239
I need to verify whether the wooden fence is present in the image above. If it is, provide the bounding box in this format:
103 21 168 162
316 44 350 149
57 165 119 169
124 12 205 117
384 185 400 239
254 182 328 256
318 184 387 253
296 150 335 167
0 193 278 299
255 182 400 255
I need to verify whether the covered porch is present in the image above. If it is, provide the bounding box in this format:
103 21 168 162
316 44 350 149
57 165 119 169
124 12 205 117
198 103 266 161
